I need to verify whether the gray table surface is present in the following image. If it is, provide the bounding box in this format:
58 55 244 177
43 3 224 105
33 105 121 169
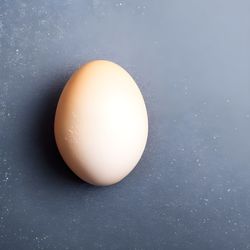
1 1 250 249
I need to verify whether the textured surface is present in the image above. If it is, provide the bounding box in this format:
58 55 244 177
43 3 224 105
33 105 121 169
1 0 250 249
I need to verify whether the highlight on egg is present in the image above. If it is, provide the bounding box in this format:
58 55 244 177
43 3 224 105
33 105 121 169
54 60 148 186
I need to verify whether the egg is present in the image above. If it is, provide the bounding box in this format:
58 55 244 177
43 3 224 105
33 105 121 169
54 60 148 186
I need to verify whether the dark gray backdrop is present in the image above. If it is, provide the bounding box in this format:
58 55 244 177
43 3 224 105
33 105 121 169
1 0 250 249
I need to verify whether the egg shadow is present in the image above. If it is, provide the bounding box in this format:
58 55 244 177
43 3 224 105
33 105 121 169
35 75 97 188
36 76 78 183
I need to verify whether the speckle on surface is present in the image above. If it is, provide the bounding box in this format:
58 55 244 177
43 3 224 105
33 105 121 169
1 0 250 249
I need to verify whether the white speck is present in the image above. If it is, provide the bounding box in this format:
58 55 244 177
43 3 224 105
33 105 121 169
227 188 231 192
194 114 198 117
226 99 230 103
43 235 49 240
213 135 217 140
115 2 124 7
246 114 250 119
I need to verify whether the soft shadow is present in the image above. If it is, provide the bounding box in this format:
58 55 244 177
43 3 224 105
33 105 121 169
36 75 97 188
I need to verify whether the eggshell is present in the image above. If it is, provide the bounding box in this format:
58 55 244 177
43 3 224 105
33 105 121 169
54 60 148 186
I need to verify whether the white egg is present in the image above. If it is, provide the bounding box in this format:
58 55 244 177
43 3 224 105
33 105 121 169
54 60 148 186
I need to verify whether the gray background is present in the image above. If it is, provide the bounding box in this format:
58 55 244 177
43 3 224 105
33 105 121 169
1 0 250 249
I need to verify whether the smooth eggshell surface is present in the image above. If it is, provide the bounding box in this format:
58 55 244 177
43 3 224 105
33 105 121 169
54 60 148 186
